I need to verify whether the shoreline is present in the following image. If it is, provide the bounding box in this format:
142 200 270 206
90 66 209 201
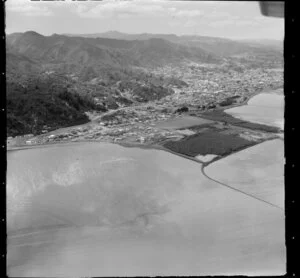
7 86 283 168
7 135 281 170
221 86 283 111
7 136 284 212
189 86 281 116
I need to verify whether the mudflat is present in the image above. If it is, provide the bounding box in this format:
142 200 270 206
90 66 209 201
7 142 285 276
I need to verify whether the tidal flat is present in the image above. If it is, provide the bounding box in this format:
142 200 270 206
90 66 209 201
7 142 285 276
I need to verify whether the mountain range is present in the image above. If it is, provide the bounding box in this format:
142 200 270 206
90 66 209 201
63 30 283 56
6 31 218 72
6 31 283 136
6 31 283 80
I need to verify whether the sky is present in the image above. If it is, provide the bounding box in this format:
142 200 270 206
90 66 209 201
5 0 284 40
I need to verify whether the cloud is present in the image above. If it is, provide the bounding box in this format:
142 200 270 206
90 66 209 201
75 1 166 18
6 0 53 16
74 0 209 19
206 10 231 18
184 20 198 28
174 10 204 17
5 0 284 40
209 17 267 29
5 0 246 21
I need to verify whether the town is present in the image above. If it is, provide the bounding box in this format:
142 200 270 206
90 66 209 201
7 62 283 149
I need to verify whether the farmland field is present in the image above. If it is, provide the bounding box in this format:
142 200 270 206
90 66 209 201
163 130 256 157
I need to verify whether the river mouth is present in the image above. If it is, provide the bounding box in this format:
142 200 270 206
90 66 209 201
7 141 285 276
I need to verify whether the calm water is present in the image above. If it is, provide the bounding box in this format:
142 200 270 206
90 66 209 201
7 142 285 276
225 91 284 129
206 139 284 209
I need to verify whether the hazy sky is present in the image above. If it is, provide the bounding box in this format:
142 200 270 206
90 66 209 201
5 0 284 40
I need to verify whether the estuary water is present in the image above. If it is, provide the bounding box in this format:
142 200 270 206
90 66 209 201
206 139 284 209
7 141 285 276
225 90 284 129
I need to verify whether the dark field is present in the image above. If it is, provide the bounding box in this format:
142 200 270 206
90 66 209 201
198 110 280 133
163 130 255 157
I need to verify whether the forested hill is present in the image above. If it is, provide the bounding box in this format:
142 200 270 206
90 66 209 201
6 31 219 70
6 31 283 137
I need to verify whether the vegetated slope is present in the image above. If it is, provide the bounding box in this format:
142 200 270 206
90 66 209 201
7 31 283 77
64 31 183 42
6 31 283 137
6 51 40 79
6 32 137 69
128 38 218 66
6 32 189 126
237 39 283 51
66 31 283 64
6 31 220 71
6 75 105 137
6 66 179 136
6 57 182 137
179 36 282 60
